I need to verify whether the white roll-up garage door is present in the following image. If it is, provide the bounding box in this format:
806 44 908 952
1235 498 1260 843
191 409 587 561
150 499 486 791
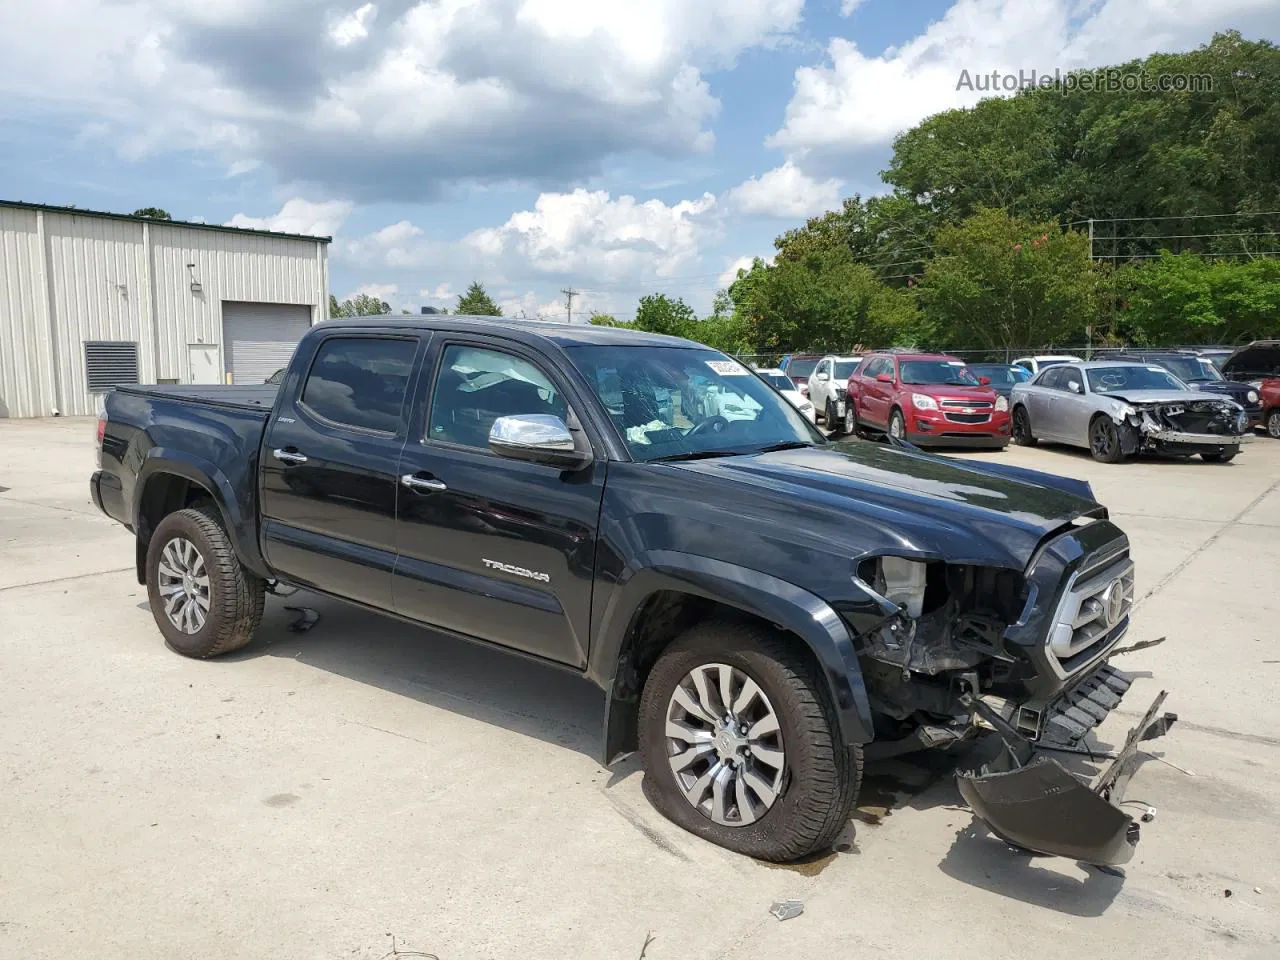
222 302 314 385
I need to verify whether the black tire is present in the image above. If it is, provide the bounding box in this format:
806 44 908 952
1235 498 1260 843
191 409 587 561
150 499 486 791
1202 447 1239 463
1089 415 1126 464
638 618 862 862
888 408 906 442
1012 405 1037 447
823 400 834 426
146 507 265 658
1267 409 1280 439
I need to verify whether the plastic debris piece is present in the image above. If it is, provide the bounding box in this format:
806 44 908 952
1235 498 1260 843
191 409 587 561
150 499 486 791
770 900 804 921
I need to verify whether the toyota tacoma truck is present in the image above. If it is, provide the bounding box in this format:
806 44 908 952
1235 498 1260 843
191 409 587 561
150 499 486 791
91 316 1174 864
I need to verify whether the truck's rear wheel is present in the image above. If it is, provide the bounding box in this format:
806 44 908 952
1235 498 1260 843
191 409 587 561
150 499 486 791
146 507 264 658
638 619 861 862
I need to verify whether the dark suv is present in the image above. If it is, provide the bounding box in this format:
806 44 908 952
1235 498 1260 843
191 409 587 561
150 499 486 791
1108 350 1263 427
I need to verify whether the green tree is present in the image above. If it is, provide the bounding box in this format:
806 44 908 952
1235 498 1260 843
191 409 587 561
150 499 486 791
329 293 391 317
632 294 697 337
1118 253 1280 345
456 281 503 316
588 312 623 327
132 207 172 220
914 207 1102 351
728 250 917 354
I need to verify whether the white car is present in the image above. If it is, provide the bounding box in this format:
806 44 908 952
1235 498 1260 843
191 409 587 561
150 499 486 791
806 355 863 425
756 368 816 422
1012 354 1083 376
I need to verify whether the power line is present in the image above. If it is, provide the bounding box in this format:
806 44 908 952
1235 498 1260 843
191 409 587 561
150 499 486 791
1067 210 1280 226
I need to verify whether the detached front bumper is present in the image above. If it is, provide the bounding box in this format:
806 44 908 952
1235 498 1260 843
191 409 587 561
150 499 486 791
1146 427 1253 446
957 677 1177 866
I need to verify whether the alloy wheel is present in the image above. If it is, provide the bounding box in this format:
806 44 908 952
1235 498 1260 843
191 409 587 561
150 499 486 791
156 537 211 635
890 412 904 439
1091 419 1115 458
664 663 786 827
1269 411 1280 439
1014 407 1031 442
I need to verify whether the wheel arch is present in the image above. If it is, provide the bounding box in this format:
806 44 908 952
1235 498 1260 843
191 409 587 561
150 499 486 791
133 451 268 585
594 555 874 767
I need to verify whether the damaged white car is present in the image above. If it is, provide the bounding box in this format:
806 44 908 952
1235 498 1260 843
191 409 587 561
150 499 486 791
1010 361 1252 463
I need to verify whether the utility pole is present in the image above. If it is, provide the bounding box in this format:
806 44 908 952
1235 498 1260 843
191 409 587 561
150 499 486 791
561 287 579 324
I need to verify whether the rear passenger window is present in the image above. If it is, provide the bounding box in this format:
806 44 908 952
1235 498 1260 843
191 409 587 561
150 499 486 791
300 337 417 433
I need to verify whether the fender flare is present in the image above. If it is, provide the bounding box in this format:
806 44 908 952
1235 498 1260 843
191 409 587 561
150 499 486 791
133 449 269 580
597 551 875 766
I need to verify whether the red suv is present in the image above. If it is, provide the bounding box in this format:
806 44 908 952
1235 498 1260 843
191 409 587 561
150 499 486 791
846 352 1010 449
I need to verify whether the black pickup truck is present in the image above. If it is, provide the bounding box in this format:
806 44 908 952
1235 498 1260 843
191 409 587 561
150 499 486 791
91 316 1174 864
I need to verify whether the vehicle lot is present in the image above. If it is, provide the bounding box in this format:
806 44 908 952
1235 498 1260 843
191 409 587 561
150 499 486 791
2 417 1279 960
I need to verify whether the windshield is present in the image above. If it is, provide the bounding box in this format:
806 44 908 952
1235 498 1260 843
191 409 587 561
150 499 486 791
833 361 858 380
761 372 796 391
1087 366 1188 393
1146 356 1223 383
900 360 981 386
785 358 818 378
566 345 820 461
970 364 1029 386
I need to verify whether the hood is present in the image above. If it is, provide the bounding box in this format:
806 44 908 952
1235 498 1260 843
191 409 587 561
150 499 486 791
1190 380 1255 401
905 384 997 401
1223 341 1280 380
670 441 1100 568
1103 389 1230 405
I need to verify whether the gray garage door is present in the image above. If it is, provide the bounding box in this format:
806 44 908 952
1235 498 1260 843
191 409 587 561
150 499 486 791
222 302 313 385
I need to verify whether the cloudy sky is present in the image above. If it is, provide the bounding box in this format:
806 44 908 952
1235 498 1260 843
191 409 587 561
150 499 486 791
2 1 1276 322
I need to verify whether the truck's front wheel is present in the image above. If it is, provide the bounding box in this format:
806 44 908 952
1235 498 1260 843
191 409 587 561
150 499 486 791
638 619 861 862
146 507 264 658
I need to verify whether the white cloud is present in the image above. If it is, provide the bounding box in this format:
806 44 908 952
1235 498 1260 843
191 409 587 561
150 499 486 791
463 187 720 280
0 0 804 201
770 0 1280 157
225 197 353 237
723 161 843 219
330 3 377 47
346 282 398 302
226 159 261 178
839 0 864 15
718 256 757 287
419 283 457 303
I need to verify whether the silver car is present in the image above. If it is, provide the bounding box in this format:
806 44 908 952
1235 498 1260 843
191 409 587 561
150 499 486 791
1010 361 1252 463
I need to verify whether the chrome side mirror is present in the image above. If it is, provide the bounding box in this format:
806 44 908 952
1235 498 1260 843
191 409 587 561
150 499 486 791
1068 381 1082 394
488 414 592 470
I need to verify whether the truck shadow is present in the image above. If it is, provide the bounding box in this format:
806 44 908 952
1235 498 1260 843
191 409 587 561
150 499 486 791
221 591 1129 914
226 592 605 759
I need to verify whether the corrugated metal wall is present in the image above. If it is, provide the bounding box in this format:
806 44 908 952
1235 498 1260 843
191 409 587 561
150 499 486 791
150 225 325 384
45 213 152 416
0 206 327 417
0 208 57 418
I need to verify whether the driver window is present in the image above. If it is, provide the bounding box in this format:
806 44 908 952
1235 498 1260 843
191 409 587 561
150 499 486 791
427 344 568 450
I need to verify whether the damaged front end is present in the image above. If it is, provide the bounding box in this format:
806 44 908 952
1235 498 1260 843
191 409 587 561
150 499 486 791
850 519 1177 866
1113 397 1251 455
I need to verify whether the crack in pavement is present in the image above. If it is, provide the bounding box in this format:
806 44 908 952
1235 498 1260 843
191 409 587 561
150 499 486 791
0 566 134 594
1134 475 1280 608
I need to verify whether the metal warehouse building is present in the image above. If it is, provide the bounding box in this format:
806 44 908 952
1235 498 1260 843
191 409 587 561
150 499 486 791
0 201 330 418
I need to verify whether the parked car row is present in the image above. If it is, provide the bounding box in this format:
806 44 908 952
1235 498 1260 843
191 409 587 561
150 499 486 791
765 342 1280 464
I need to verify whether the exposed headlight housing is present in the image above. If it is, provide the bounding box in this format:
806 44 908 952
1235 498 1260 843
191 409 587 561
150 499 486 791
1248 390 1259 403
995 395 1009 412
911 393 939 411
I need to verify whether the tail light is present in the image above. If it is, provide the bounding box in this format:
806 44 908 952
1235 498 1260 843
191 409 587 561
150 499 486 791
96 412 107 467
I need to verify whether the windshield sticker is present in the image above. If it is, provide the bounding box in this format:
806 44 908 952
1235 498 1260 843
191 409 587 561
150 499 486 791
706 360 747 376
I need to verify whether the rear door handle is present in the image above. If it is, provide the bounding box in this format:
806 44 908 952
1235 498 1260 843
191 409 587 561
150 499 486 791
272 448 309 465
401 474 447 492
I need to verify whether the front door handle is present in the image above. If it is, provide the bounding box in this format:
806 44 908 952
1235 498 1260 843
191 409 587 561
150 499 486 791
272 448 309 465
401 473 447 492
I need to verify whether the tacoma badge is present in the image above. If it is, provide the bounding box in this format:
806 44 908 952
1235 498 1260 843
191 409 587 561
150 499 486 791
483 559 551 583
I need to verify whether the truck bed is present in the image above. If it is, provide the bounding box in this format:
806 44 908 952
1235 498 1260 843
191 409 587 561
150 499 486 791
113 384 279 412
